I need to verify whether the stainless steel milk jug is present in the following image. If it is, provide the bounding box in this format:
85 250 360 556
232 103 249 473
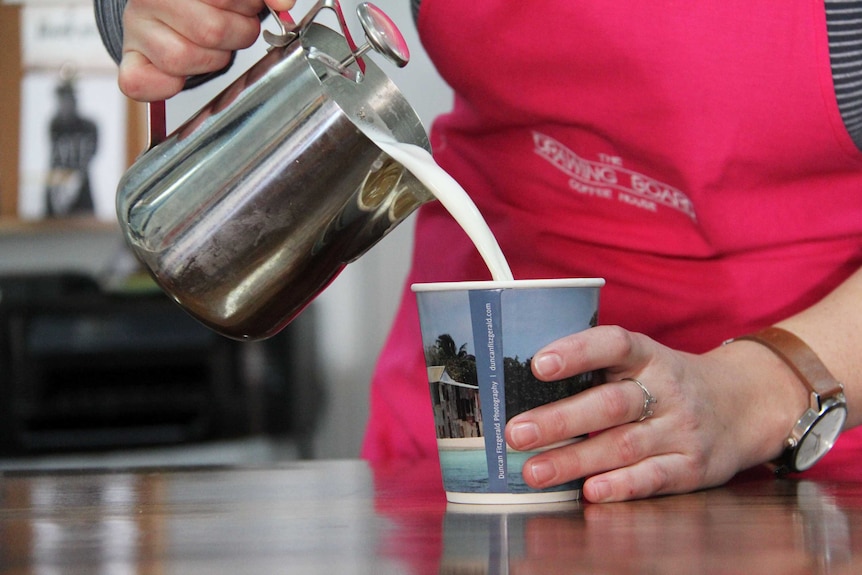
116 1 433 340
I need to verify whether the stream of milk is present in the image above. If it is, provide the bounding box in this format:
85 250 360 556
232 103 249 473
373 139 514 282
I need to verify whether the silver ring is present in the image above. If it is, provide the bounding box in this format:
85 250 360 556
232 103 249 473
622 377 657 422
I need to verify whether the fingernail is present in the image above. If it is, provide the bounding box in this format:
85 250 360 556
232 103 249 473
508 421 540 448
528 460 557 485
533 352 563 378
588 478 612 502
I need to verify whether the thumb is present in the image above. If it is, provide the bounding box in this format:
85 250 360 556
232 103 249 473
265 0 297 13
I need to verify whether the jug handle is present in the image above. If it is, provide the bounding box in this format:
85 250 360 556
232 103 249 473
147 100 167 150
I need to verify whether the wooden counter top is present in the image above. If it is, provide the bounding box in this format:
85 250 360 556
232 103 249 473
1 458 861 573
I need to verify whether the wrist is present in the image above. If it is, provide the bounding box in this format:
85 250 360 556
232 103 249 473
723 326 847 474
711 337 810 466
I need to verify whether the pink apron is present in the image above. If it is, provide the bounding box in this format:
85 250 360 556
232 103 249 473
362 0 862 476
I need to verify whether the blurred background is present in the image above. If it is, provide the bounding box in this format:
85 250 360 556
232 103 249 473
0 0 452 468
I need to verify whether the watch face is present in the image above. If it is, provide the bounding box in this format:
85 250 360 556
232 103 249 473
794 405 847 472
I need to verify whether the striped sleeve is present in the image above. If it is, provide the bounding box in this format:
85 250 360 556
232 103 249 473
826 0 862 151
93 0 127 65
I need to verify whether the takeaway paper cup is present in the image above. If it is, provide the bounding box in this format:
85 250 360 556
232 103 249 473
412 278 604 504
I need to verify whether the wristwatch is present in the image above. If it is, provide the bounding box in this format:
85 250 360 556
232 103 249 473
730 326 847 475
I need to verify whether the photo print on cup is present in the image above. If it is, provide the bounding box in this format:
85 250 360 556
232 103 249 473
413 278 604 504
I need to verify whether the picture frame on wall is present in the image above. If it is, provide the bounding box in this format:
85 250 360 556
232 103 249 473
18 70 126 221
0 0 144 225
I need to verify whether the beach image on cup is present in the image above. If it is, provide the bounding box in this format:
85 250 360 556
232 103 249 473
413 279 604 504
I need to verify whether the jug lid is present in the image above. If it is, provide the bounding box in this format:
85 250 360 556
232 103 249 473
265 1 410 83
355 3 409 68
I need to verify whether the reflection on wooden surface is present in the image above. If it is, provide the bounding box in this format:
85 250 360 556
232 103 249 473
1 459 862 573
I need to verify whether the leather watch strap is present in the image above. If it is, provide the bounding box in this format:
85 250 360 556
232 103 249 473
734 326 844 400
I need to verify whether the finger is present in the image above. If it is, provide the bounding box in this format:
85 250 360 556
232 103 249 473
204 0 295 13
124 15 235 78
516 416 664 490
118 50 186 101
201 0 271 16
130 1 262 53
173 6 261 51
131 0 268 19
263 0 297 11
582 453 714 502
532 326 652 381
506 378 652 450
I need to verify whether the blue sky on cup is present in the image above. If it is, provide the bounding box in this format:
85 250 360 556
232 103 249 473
417 287 598 361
